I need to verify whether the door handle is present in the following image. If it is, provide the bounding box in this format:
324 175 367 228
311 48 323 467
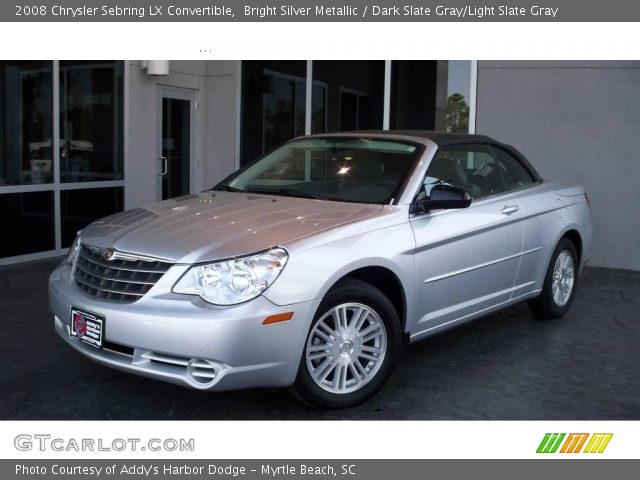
501 205 519 215
158 156 168 175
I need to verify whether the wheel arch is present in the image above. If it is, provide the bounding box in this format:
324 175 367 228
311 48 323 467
561 228 583 266
327 266 408 335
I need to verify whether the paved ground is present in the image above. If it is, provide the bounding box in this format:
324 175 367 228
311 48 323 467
0 258 638 420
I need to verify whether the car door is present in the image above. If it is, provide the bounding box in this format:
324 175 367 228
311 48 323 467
489 145 549 298
409 143 526 338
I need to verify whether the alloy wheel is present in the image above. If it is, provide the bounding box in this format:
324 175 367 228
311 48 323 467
305 302 387 394
551 250 575 307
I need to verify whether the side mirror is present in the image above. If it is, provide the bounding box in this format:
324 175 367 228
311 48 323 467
418 184 472 211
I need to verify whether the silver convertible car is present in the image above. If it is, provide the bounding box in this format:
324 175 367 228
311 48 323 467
49 131 592 408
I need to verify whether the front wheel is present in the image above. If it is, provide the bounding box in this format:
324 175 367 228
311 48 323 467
528 238 578 319
294 279 401 408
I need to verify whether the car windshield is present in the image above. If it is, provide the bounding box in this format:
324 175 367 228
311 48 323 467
217 137 420 204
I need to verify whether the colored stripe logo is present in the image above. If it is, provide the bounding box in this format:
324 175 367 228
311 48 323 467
537 433 612 453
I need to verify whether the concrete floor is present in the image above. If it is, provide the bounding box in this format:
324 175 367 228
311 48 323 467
0 258 638 420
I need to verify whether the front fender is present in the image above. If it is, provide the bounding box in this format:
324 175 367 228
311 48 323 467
262 221 417 325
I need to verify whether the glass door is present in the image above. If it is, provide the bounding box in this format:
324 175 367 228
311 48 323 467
157 88 195 201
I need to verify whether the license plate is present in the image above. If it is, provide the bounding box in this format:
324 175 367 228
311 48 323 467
70 308 104 349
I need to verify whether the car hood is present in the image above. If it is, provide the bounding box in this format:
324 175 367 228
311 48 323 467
81 191 383 263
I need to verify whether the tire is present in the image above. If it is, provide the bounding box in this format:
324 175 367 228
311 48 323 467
528 238 578 319
293 278 401 408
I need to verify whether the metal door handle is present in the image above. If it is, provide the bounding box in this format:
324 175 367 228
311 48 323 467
158 156 167 175
501 205 519 215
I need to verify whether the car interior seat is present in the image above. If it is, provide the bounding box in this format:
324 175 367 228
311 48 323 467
427 155 468 186
471 161 505 197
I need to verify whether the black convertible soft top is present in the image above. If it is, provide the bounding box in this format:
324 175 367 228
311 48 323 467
343 130 543 183
345 129 498 146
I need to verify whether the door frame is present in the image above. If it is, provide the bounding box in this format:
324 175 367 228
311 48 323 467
156 86 198 201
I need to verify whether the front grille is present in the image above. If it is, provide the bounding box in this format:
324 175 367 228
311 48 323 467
74 245 172 303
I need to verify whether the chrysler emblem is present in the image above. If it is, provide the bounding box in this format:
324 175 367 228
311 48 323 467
103 248 115 261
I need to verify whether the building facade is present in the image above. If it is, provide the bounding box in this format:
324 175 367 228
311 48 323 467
476 61 640 271
1 60 638 271
0 60 470 265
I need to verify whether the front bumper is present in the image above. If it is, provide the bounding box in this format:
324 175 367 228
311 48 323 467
49 263 321 391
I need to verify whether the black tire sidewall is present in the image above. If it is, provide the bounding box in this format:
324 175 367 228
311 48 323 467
294 279 401 408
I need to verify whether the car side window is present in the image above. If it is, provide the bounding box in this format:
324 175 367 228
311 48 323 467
422 144 505 200
491 147 536 191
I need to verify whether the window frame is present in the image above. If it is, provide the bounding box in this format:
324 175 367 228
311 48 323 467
488 144 542 185
411 141 543 216
218 135 426 206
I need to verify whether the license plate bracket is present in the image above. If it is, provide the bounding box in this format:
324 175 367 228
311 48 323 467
70 308 104 349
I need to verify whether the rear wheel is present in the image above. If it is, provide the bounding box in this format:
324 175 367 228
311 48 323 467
294 279 401 408
528 238 578 319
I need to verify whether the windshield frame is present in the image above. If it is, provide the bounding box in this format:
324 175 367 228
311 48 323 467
213 136 426 205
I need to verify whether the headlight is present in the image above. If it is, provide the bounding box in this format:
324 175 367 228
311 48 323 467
66 234 82 267
172 248 288 305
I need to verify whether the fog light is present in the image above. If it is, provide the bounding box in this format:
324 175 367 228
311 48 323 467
186 358 219 386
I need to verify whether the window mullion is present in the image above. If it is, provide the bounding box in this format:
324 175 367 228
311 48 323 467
383 60 392 130
305 60 313 135
52 60 61 251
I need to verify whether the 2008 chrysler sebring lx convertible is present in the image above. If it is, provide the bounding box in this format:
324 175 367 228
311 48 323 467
50 131 593 408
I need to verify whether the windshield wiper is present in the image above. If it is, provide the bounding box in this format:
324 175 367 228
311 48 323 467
245 186 327 200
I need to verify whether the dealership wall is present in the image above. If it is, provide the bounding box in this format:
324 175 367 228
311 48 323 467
126 60 239 209
476 61 640 271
